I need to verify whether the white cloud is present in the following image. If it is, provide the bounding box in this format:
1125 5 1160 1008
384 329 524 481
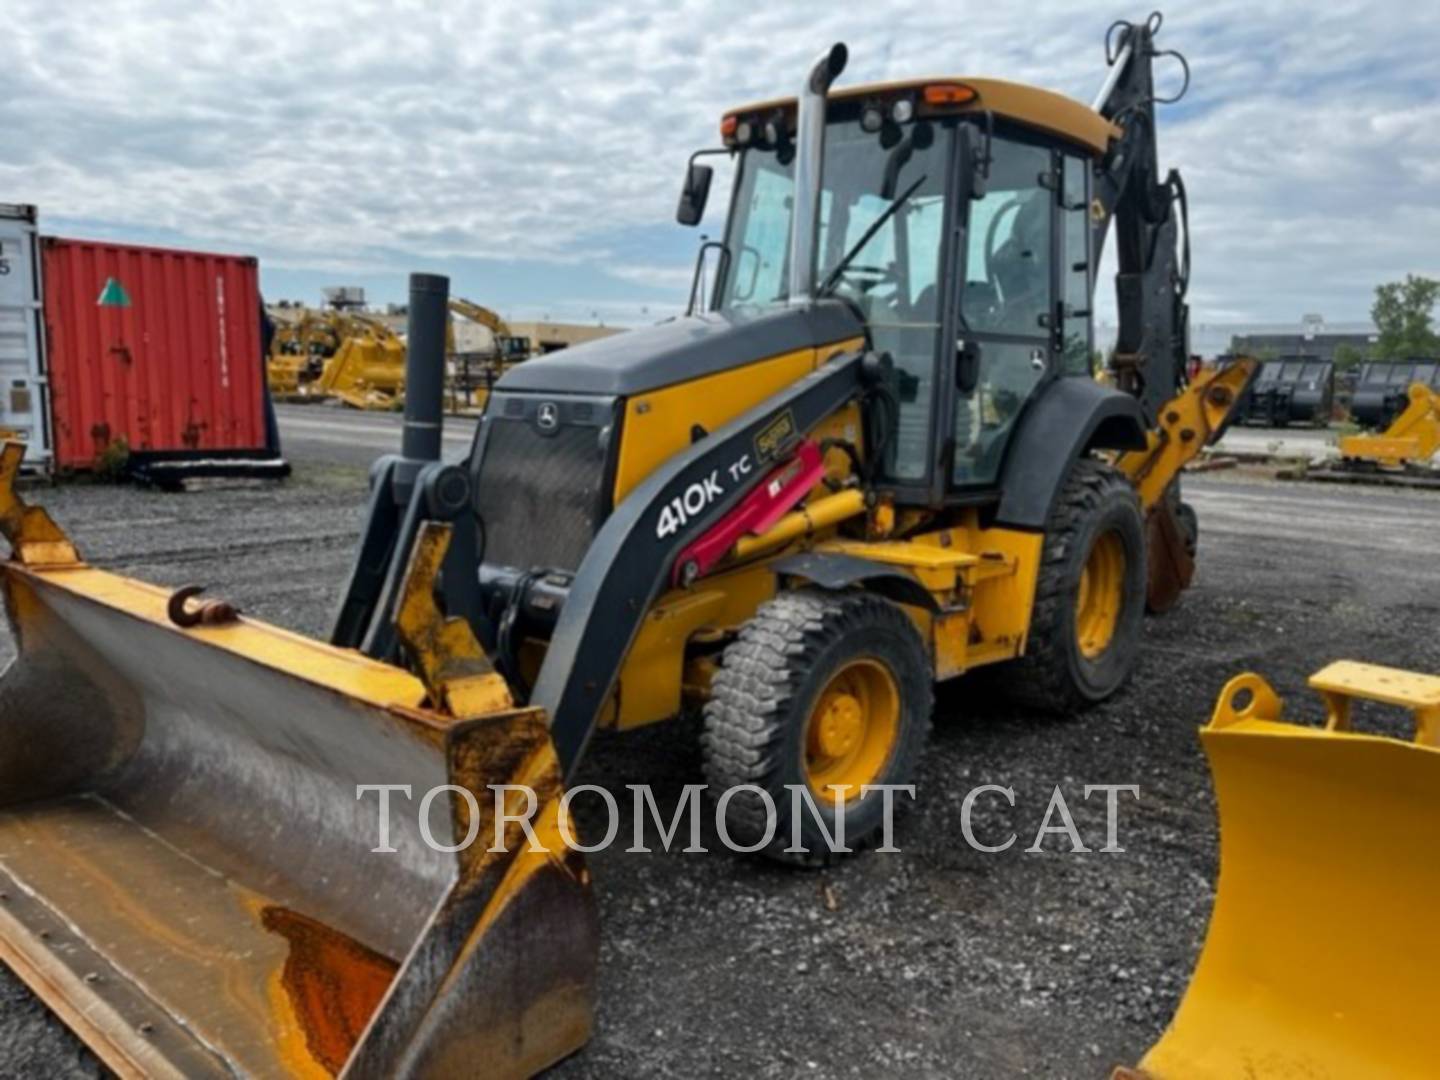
3 0 1438 325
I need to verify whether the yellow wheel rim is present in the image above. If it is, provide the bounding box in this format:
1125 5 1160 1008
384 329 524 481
1075 529 1126 659
803 658 900 804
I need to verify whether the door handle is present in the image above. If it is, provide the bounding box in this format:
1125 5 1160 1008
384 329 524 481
1029 348 1046 372
956 339 982 394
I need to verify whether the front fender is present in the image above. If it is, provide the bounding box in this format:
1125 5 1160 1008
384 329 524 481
770 551 940 613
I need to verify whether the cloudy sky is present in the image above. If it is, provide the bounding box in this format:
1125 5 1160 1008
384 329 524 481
4 1 1438 331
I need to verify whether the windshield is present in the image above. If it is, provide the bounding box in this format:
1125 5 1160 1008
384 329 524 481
717 114 950 482
718 116 948 314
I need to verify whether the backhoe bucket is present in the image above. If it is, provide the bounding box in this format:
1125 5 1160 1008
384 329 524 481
1131 663 1440 1078
0 445 597 1078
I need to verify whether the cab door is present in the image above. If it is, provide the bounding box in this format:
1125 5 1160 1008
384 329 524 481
945 130 1065 489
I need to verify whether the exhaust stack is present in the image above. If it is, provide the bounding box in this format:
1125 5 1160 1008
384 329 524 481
788 42 848 304
397 271 449 496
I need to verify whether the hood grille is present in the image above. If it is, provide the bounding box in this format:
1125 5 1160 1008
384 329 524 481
472 396 614 573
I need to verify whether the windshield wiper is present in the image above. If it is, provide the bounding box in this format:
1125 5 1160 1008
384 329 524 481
818 173 927 297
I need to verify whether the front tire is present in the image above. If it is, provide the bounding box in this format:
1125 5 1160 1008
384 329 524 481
700 590 932 865
1010 458 1146 712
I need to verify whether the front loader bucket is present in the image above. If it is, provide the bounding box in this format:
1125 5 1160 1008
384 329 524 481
0 446 596 1078
1132 663 1440 1078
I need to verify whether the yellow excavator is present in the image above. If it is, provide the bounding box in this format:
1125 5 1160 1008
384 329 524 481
446 297 532 410
0 14 1271 1077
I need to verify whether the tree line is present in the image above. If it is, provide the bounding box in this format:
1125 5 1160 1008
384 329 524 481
1334 274 1440 368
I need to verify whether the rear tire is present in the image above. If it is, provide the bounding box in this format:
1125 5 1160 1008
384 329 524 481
1009 458 1146 713
701 590 932 865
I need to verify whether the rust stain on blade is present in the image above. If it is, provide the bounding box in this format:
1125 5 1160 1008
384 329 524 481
262 907 399 1076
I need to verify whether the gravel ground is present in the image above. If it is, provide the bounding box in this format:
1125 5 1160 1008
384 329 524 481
0 453 1437 1079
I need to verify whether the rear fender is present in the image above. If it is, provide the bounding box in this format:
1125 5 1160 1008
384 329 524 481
994 377 1148 530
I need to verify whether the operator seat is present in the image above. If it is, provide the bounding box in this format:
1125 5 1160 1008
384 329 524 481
991 193 1049 336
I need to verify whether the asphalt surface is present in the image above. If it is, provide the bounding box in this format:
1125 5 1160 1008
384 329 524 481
274 402 479 468
0 412 1437 1078
1210 422 1336 460
269 400 1340 469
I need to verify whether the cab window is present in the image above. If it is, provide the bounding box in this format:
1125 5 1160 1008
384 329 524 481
952 133 1056 487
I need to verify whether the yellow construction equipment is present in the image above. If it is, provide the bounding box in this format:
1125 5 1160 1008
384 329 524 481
269 300 528 410
1126 660 1440 1078
311 314 408 410
447 297 531 411
1113 360 1253 612
0 441 596 1078
0 14 1257 1075
267 309 346 397
1339 380 1440 468
448 297 531 362
1292 381 1440 488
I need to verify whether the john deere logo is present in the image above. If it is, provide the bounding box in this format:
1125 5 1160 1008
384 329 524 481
536 402 560 433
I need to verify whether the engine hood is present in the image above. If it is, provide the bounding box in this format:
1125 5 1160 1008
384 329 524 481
495 301 863 397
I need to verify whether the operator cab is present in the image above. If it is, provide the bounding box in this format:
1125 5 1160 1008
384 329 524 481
682 79 1116 503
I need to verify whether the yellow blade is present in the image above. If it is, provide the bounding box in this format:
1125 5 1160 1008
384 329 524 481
0 553 595 1077
1137 671 1440 1078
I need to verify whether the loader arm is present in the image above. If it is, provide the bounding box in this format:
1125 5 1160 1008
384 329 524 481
1110 358 1257 612
530 350 866 775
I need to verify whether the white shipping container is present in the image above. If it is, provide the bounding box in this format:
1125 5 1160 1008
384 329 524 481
0 205 52 471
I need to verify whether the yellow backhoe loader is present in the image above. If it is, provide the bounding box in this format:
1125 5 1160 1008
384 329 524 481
1123 659 1440 1078
0 13 1255 1076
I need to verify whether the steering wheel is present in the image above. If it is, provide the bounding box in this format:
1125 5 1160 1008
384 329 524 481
828 264 898 319
832 264 891 290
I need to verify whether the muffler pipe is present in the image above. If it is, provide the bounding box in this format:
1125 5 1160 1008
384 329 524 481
787 42 847 304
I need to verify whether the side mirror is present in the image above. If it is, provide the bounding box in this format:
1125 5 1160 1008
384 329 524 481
956 339 982 395
677 163 714 226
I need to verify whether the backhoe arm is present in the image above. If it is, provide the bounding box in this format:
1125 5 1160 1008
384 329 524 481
1090 12 1192 425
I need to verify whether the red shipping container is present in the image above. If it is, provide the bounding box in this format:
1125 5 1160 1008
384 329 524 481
41 237 271 470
